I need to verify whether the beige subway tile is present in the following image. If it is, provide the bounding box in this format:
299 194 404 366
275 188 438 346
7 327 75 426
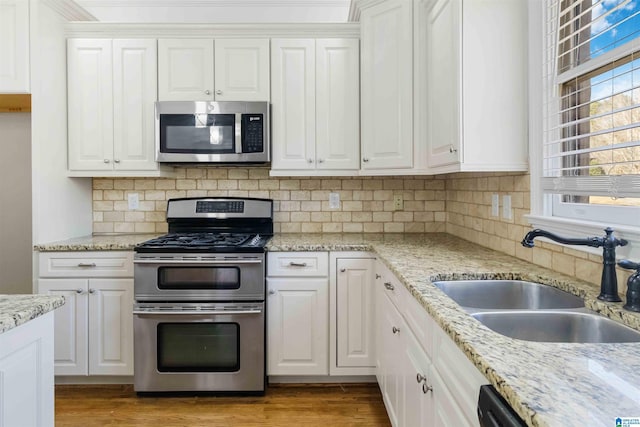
113 179 134 190
311 190 331 201
228 169 249 179
383 179 404 190
273 223 281 233
94 179 114 190
114 222 135 233
424 180 445 190
239 180 260 190
425 201 445 212
373 212 392 222
337 190 353 201
362 201 384 211
291 190 311 201
94 222 114 233
300 179 322 190
510 192 524 209
414 190 436 201
393 212 413 222
274 212 290 222
343 201 363 211
352 212 373 222
332 212 352 222
172 168 186 179
404 179 425 190
134 179 155 190
322 223 342 232
291 212 310 222
93 190 103 201
434 212 446 222
405 222 425 233
259 180 279 190
229 190 249 197
176 179 197 190
103 211 124 222
353 190 373 201
248 168 269 179
145 211 165 222
93 212 103 222
575 259 601 286
279 201 301 211
373 190 393 201
103 190 124 201
476 178 488 191
311 211 331 222
563 247 589 259
249 190 270 199
207 169 228 179
514 175 530 192
269 190 290 200
186 168 207 179
487 177 500 191
364 222 383 233
93 201 113 211
363 180 383 190
197 180 218 190
154 179 175 190
280 180 301 190
301 201 322 212
156 223 169 233
321 179 342 190
425 222 446 232
218 180 238 190
552 252 575 277
113 201 128 211
532 247 553 268
280 222 302 233
124 211 145 222
135 222 156 233
414 212 435 222
384 222 404 232
153 201 168 211
185 190 206 197
145 190 166 201
301 223 322 233
514 244 533 263
206 190 228 197
343 223 363 232
342 180 362 190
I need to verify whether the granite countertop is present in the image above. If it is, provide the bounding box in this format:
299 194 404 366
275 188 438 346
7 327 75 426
32 232 640 426
0 294 65 334
34 233 160 251
268 233 640 427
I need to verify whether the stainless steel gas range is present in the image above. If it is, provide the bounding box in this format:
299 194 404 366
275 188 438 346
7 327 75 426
133 197 272 394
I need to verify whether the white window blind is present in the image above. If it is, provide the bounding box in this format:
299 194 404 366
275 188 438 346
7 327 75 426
542 0 640 208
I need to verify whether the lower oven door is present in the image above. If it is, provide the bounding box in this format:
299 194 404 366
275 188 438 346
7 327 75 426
133 302 264 393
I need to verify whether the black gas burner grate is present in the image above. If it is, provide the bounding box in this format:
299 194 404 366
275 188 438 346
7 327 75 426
140 232 252 248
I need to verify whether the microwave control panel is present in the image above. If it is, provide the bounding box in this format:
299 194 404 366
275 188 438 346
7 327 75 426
241 114 264 153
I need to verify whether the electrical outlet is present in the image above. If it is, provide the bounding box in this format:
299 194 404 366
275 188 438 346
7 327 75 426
491 194 499 217
502 194 512 220
393 194 404 211
329 192 340 209
128 193 139 210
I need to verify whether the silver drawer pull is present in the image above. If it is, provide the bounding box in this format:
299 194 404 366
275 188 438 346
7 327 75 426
133 310 262 316
422 383 433 394
392 326 400 334
416 373 426 383
288 262 308 267
384 282 395 291
77 263 97 267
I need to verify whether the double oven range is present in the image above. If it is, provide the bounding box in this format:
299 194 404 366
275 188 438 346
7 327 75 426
133 197 272 393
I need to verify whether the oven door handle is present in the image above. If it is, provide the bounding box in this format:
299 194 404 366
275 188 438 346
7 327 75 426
134 259 262 265
133 309 263 316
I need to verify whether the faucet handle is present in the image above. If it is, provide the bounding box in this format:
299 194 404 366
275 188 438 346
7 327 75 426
604 227 628 247
618 260 640 271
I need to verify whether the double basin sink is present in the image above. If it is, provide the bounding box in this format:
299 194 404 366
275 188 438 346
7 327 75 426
433 280 640 343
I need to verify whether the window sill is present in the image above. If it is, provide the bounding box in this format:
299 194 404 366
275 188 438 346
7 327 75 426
525 214 640 261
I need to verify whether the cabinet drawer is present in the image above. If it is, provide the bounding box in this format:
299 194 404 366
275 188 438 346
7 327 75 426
376 262 403 308
39 252 134 278
267 252 329 277
402 289 434 358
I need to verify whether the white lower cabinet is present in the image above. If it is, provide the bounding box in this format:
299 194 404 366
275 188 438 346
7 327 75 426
38 251 134 376
374 260 487 426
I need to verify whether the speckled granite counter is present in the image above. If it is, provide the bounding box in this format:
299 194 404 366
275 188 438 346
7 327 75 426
0 294 65 334
34 234 159 252
268 233 640 427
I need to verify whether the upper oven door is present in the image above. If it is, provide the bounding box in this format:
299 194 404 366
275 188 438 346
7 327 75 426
134 253 265 301
155 101 270 163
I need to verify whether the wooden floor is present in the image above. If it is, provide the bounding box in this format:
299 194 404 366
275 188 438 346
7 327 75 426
55 383 391 426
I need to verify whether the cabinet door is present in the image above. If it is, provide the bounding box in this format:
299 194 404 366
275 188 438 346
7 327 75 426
270 39 316 171
38 279 89 376
67 39 114 171
112 39 158 171
214 39 270 101
266 277 328 375
426 0 461 168
158 39 214 101
315 39 360 171
88 278 134 376
403 326 434 427
360 0 413 170
378 291 404 427
0 0 29 92
336 258 375 368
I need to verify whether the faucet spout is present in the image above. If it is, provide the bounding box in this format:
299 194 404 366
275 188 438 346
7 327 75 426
521 227 628 302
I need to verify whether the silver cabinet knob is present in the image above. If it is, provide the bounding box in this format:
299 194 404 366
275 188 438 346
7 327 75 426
268 290 276 295
416 373 427 383
114 159 121 163
422 383 433 394
318 159 324 163
307 159 313 163
384 282 395 291
392 326 400 334
362 158 369 162
103 159 110 163
76 289 83 294
449 146 458 153
375 274 381 279
215 90 222 95
89 289 96 294
340 268 346 272
205 90 211 95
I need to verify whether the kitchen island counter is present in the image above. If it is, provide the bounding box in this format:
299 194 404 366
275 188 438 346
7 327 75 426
0 294 65 334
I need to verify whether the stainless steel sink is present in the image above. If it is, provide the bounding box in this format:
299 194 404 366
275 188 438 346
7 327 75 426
472 311 640 343
433 280 585 310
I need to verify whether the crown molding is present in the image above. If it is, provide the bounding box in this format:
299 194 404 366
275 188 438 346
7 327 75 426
64 22 360 38
41 0 97 21
348 0 361 21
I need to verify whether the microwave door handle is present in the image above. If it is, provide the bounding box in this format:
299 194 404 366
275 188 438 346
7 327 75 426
235 113 242 154
133 259 263 265
133 309 263 316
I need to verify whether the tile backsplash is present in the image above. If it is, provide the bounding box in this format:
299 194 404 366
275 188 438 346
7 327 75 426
92 167 447 234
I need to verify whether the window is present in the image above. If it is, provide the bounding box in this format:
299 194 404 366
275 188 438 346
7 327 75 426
542 0 640 228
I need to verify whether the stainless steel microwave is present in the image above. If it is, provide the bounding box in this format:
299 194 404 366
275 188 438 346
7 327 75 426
155 101 270 163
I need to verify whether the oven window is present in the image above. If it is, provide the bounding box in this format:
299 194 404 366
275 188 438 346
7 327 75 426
157 323 240 372
160 113 235 153
158 266 240 290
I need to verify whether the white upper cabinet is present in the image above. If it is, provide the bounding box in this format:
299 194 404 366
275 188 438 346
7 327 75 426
270 38 360 175
360 0 414 172
0 0 29 93
67 39 170 176
214 39 270 101
158 39 214 101
425 0 528 173
158 38 270 101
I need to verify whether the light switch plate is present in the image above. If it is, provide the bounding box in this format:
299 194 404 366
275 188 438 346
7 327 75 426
491 194 499 217
329 192 340 209
128 193 139 210
502 194 512 220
